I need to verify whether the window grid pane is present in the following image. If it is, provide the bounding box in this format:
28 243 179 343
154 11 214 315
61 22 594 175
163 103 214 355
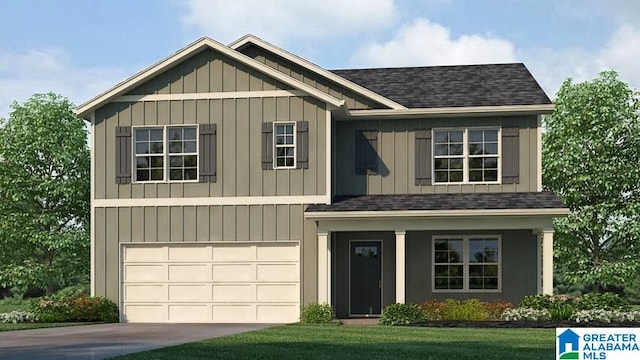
468 129 498 182
434 237 500 291
135 128 165 182
433 130 464 183
433 238 464 290
134 126 198 182
167 126 198 181
274 123 295 168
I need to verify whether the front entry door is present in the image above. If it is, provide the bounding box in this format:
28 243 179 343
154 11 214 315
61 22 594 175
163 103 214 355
350 241 382 316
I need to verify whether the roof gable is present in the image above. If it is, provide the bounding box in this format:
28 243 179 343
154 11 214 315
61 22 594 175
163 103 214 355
76 37 345 119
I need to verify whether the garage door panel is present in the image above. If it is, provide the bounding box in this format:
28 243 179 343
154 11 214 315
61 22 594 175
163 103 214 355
257 305 298 322
169 264 211 281
125 246 167 262
124 305 166 322
168 305 210 322
168 246 212 261
213 245 255 261
256 284 298 302
212 284 255 302
168 284 211 302
257 264 298 281
212 305 254 322
213 264 254 281
122 243 299 323
125 265 166 282
125 285 167 302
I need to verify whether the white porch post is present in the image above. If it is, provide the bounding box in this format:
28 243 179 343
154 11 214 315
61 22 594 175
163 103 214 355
317 232 329 304
395 230 406 304
542 230 554 295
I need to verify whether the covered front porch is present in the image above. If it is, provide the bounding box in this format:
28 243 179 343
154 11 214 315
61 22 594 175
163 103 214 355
305 193 568 318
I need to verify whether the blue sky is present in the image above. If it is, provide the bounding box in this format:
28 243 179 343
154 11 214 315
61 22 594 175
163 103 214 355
1 0 639 117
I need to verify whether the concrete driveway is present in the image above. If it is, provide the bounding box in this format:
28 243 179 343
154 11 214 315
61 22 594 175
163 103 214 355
0 323 274 360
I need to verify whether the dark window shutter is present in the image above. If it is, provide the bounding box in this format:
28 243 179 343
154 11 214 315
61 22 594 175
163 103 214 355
415 129 432 186
262 122 274 170
355 130 378 175
502 127 520 184
199 124 217 183
115 126 131 184
296 121 309 169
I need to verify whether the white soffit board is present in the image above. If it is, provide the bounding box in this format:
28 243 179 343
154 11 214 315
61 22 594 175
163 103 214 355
121 243 300 323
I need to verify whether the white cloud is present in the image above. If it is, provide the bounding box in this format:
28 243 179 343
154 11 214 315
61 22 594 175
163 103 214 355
350 18 517 67
0 48 126 119
179 0 397 45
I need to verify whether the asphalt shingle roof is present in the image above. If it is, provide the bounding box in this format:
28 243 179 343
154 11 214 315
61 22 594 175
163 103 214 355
331 63 552 108
306 192 565 212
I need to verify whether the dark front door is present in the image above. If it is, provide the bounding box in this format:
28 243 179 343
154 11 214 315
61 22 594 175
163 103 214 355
350 241 382 316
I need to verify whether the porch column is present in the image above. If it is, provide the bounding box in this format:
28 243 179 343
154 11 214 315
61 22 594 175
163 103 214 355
317 232 330 304
395 230 406 304
542 230 554 295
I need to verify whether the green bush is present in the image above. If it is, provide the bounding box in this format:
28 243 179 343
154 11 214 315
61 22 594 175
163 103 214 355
55 283 90 298
379 303 424 325
442 299 490 321
574 292 628 311
29 294 119 323
549 302 574 320
520 294 555 310
300 303 334 323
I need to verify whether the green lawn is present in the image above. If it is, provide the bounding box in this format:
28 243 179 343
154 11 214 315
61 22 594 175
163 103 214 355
113 324 555 360
0 322 92 331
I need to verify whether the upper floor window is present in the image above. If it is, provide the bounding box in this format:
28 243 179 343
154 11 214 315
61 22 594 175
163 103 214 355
274 122 296 168
134 126 198 182
433 128 499 183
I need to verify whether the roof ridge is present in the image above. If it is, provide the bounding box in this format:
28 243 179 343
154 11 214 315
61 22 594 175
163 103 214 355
331 63 525 72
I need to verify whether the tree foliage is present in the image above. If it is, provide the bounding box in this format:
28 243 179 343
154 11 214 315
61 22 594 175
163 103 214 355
543 71 640 290
0 93 90 295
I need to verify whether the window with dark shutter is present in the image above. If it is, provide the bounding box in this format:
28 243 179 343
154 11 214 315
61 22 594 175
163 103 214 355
501 127 520 184
415 129 432 185
262 122 274 170
199 124 217 183
355 130 378 175
296 121 309 169
115 126 132 184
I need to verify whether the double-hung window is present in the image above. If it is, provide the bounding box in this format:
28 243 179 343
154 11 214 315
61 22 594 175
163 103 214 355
274 122 295 168
134 126 198 182
433 128 499 183
433 236 501 291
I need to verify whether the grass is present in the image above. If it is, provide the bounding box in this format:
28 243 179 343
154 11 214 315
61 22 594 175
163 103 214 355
0 322 92 331
113 324 554 360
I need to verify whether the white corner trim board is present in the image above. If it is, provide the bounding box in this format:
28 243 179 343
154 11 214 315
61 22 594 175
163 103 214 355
94 195 327 207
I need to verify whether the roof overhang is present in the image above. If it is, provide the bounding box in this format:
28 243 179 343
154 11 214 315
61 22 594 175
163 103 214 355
76 37 345 119
304 207 569 220
339 104 555 120
230 34 407 110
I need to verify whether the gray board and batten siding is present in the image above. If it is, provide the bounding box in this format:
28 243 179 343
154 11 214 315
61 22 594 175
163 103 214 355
92 47 330 306
334 115 539 196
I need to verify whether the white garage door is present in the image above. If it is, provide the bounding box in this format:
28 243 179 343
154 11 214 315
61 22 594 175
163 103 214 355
121 242 300 323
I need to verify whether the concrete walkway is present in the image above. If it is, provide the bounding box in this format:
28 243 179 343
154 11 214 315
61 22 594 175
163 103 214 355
0 323 273 360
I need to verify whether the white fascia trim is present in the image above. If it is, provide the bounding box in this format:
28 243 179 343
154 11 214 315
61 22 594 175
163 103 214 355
76 37 344 118
113 90 308 102
90 111 96 297
325 104 331 205
230 34 406 110
305 208 570 219
347 104 555 119
94 195 326 207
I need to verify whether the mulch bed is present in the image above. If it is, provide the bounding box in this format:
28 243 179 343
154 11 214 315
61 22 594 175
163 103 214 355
411 320 640 328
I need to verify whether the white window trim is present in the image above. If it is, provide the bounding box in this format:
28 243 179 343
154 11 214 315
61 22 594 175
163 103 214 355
273 121 297 169
132 124 199 183
432 127 501 185
431 235 502 293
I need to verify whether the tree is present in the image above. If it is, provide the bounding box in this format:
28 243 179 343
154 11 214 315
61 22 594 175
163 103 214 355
0 93 90 296
543 71 640 291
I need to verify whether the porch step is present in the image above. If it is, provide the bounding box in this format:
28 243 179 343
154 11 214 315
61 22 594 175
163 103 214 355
340 318 380 326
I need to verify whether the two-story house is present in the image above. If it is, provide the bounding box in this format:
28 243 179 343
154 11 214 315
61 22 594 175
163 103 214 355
77 34 568 323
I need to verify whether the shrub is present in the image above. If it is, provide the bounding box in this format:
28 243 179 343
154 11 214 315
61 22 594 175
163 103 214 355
485 301 514 320
379 303 424 325
300 303 334 323
442 299 490 321
0 311 38 324
574 292 628 311
501 307 551 321
573 309 640 323
55 283 90 298
420 299 447 321
549 302 574 320
520 294 555 310
29 294 119 323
